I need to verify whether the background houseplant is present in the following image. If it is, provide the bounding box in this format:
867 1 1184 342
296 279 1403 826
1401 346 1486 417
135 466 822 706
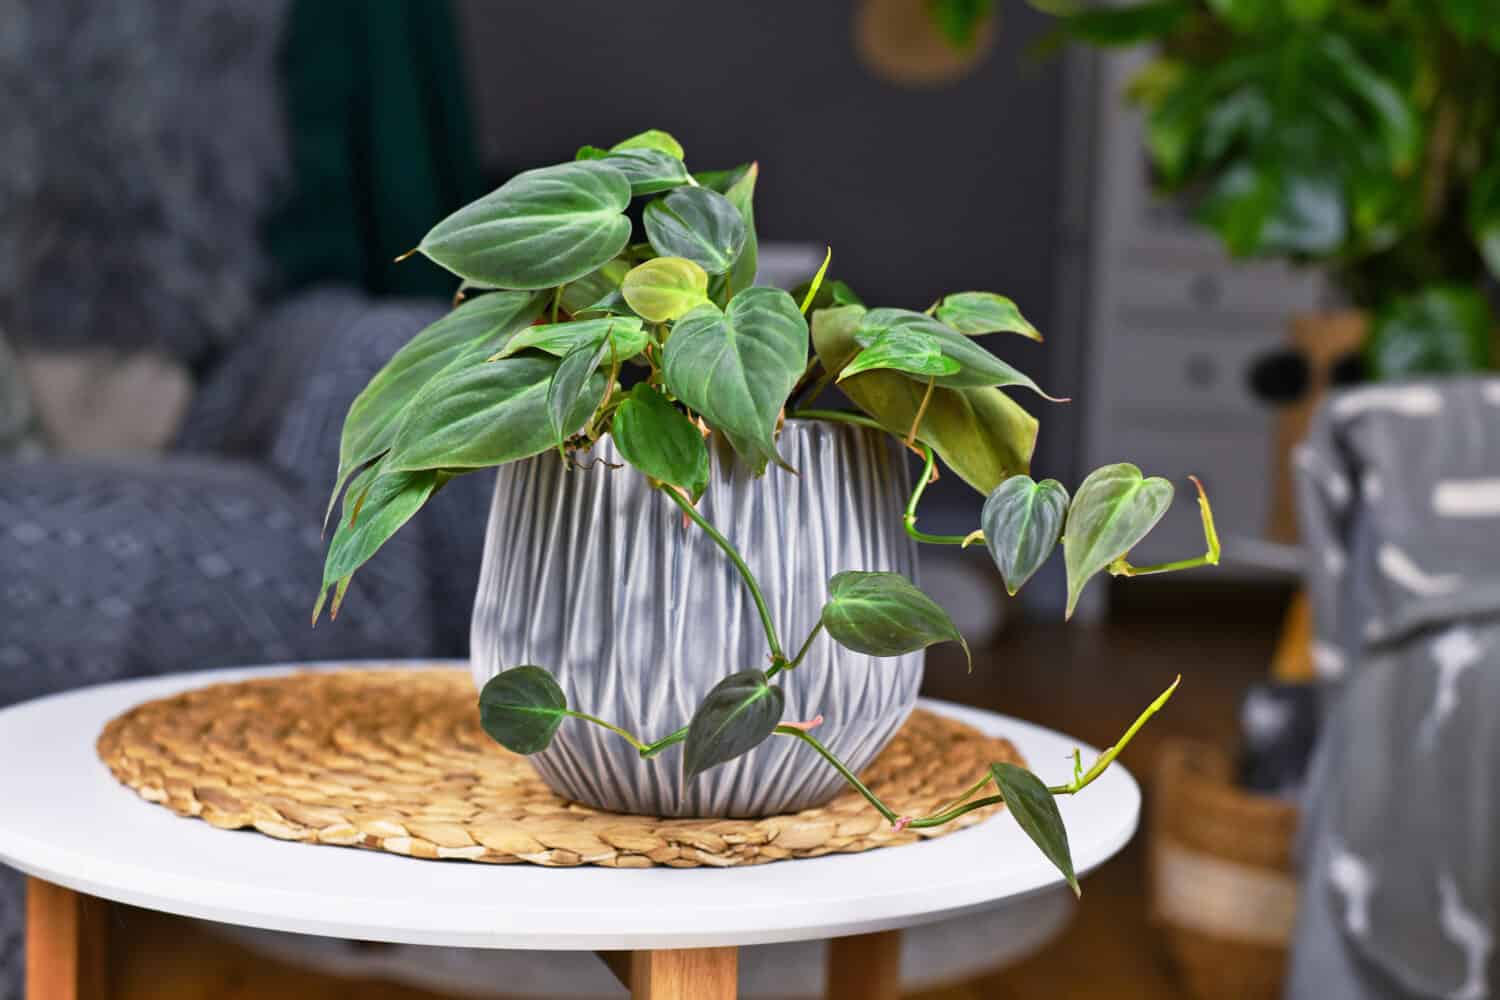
316 127 1220 891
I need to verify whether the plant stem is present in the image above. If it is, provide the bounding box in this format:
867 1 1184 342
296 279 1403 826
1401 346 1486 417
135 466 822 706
660 486 784 661
784 622 825 671
639 728 687 759
904 445 981 546
565 711 647 752
1108 477 1220 577
787 408 887 434
1048 675 1180 795
774 726 898 823
905 377 936 447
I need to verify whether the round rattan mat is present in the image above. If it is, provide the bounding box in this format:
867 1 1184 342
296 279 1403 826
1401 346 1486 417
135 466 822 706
97 668 1021 869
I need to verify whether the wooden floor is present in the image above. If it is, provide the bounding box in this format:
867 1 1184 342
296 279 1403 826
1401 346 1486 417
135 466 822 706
100 578 1291 999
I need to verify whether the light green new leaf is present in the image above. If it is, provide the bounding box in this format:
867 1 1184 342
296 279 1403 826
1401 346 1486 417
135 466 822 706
982 476 1069 595
856 309 1058 397
1063 464 1174 618
491 317 647 362
935 292 1042 341
683 669 785 780
662 288 808 475
603 148 692 196
385 355 606 472
418 161 632 289
316 467 439 621
547 338 613 453
812 305 1037 494
610 129 686 160
621 257 710 322
644 186 747 276
838 328 960 381
327 290 546 526
575 145 609 160
991 762 1079 896
478 666 568 755
611 383 711 500
820 571 970 667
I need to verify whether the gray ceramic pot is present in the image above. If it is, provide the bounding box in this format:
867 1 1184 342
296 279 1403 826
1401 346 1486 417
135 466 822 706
470 419 923 818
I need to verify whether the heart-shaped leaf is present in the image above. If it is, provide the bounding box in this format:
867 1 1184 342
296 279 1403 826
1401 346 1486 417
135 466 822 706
1063 464 1174 618
838 328 960 381
699 163 759 296
491 317 648 362
478 666 568 755
316 466 439 622
935 292 1042 341
603 148 692 196
644 186 747 275
991 762 1078 897
820 571 970 667
621 257 710 322
385 355 606 472
611 383 711 499
418 161 632 289
326 291 546 524
856 309 1056 397
982 476 1069 596
610 128 685 160
547 338 613 453
812 306 1038 494
683 669 785 780
662 288 808 474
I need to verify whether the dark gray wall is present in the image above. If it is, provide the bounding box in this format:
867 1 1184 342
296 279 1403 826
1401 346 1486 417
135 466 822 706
457 1 1068 530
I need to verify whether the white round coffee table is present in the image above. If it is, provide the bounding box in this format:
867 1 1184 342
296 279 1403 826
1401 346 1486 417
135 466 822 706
0 664 1140 999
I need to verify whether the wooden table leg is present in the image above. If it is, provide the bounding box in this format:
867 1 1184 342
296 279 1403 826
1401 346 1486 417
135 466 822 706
26 878 109 1000
826 929 901 1000
597 946 738 999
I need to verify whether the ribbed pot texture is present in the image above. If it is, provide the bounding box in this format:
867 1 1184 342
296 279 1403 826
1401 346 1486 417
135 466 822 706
470 419 923 818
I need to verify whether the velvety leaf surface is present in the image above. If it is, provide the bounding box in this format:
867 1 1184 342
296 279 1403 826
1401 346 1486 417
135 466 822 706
812 305 1037 494
328 291 545 520
856 309 1054 396
385 355 606 472
546 338 612 452
621 257 710 322
935 292 1042 340
683 669 785 780
318 467 439 617
820 571 970 667
983 476 1069 596
603 148 692 196
1063 464 1174 617
838 328 960 380
663 288 808 474
643 186 747 275
492 317 647 361
478 666 568 755
991 762 1079 896
558 258 631 316
703 163 759 296
611 384 711 499
419 161 632 289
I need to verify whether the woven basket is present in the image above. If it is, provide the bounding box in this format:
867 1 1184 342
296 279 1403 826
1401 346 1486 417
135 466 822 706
1149 740 1301 1000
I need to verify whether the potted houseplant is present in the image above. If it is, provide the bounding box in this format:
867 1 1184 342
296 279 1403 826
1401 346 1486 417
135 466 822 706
315 128 1219 893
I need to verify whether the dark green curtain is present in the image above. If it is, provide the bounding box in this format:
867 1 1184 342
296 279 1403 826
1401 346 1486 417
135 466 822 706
265 0 483 299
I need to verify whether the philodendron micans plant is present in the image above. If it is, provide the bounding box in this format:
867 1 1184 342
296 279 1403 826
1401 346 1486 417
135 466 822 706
315 128 1220 894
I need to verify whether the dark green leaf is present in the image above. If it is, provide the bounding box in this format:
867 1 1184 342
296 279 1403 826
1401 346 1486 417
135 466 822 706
611 383 711 500
478 666 568 755
559 258 631 316
644 187 748 275
491 317 648 362
575 288 639 320
603 148 692 196
820 571 969 667
982 476 1069 596
547 338 613 453
662 288 808 475
610 129 685 160
1063 464 1174 618
838 328 960 380
935 292 1042 341
701 163 760 298
385 355 606 472
811 305 1037 494
1367 286 1492 380
419 161 632 289
1063 0 1187 45
856 308 1057 397
991 762 1078 896
683 669 785 779
621 257 710 322
326 291 547 526
316 467 439 621
926 0 995 49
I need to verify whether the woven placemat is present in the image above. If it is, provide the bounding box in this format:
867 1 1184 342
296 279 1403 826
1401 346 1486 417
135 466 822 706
97 669 1020 869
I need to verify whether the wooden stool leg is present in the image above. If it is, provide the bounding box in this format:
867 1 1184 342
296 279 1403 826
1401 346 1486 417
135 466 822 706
826 929 901 1000
599 946 738 999
26 878 109 1000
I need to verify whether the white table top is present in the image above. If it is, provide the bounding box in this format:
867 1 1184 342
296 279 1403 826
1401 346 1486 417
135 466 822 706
0 663 1140 951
